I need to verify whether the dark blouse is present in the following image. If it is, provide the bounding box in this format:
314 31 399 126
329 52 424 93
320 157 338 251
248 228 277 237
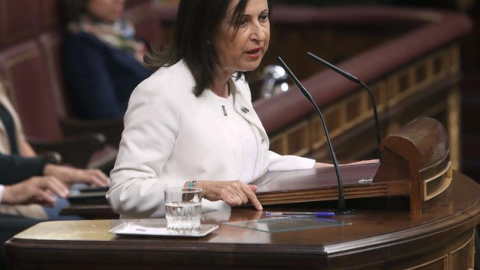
0 104 46 185
0 153 46 186
63 32 154 120
0 103 18 154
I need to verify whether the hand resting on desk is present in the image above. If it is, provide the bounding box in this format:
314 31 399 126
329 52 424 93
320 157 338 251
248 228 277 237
44 164 109 188
189 161 379 212
2 176 70 207
187 180 263 211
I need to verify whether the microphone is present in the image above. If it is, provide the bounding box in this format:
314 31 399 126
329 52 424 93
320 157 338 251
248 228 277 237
277 56 355 215
307 52 382 160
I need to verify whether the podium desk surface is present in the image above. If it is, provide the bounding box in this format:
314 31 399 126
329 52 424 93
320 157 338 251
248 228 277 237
6 171 480 270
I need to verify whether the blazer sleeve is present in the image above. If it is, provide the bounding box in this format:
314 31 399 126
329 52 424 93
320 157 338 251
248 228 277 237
107 77 180 218
266 151 315 172
0 153 46 185
63 33 124 119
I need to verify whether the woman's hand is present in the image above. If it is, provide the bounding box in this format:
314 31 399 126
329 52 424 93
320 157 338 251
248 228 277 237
2 176 70 207
193 180 263 211
44 164 110 188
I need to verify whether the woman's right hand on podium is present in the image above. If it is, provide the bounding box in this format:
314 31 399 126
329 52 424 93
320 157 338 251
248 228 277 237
2 176 70 207
192 180 263 211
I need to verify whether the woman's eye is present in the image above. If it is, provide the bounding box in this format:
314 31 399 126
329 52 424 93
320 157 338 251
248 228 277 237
259 14 269 22
238 20 248 27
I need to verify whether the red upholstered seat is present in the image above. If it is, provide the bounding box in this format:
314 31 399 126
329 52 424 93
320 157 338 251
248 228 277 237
0 40 62 141
38 30 73 120
125 2 166 49
0 1 169 170
0 39 111 169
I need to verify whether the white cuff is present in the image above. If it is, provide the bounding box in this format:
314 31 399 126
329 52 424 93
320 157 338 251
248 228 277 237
0 185 4 203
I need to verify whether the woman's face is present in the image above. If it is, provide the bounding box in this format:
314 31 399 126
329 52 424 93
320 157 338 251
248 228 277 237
87 0 126 23
213 0 270 74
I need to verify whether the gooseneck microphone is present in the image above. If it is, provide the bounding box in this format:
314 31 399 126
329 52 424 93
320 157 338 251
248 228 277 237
277 57 355 215
307 52 382 160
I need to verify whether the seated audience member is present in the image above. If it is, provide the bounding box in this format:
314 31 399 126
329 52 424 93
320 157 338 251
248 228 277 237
62 0 154 120
0 80 109 220
0 175 69 270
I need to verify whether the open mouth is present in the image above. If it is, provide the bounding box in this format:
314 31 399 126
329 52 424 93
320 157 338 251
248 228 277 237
247 48 262 55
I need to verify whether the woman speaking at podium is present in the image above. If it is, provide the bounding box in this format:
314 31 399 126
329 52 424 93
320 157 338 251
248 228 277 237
107 0 320 218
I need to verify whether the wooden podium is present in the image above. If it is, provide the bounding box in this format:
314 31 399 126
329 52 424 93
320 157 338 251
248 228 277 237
5 117 480 269
255 117 453 214
5 171 479 269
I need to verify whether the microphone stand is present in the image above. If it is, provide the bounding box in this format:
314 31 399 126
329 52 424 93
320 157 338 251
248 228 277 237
307 52 382 160
277 57 356 215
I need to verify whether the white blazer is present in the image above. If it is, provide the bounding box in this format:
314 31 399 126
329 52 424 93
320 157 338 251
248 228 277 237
107 60 315 218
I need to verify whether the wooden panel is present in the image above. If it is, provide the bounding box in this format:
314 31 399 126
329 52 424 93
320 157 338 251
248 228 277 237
0 41 62 140
324 105 344 136
41 0 60 27
310 115 325 150
5 172 480 269
384 231 474 270
0 0 42 46
269 135 286 155
285 120 310 156
125 0 152 8
124 2 165 48
38 30 71 118
449 242 470 269
269 44 463 170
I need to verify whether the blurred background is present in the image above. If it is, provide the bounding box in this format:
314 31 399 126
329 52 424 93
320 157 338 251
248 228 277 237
279 0 480 182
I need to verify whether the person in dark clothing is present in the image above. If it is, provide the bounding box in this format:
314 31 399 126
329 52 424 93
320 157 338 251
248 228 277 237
62 0 153 120
0 80 109 219
0 172 70 270
0 215 40 270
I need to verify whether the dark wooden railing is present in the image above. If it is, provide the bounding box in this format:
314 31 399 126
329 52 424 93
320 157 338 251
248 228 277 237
249 6 472 170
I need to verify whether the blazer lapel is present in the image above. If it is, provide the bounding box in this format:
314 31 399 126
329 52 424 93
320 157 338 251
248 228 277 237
230 79 269 142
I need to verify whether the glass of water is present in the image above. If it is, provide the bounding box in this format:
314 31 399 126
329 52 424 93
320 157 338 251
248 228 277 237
165 187 202 230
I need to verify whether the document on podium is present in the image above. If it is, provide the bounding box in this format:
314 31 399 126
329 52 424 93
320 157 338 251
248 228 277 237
249 162 380 205
224 217 351 233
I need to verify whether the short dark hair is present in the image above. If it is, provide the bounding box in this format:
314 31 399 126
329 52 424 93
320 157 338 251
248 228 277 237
145 0 264 97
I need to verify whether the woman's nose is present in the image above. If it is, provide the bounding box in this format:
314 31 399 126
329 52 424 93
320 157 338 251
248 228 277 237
251 23 266 42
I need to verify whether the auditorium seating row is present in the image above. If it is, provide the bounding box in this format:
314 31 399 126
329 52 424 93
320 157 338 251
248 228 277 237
0 0 162 169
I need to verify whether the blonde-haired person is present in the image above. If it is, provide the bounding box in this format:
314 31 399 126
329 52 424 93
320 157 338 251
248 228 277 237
62 0 153 120
0 80 109 220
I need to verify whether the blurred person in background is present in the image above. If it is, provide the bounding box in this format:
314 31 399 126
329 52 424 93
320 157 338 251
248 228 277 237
0 80 109 221
62 0 153 120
